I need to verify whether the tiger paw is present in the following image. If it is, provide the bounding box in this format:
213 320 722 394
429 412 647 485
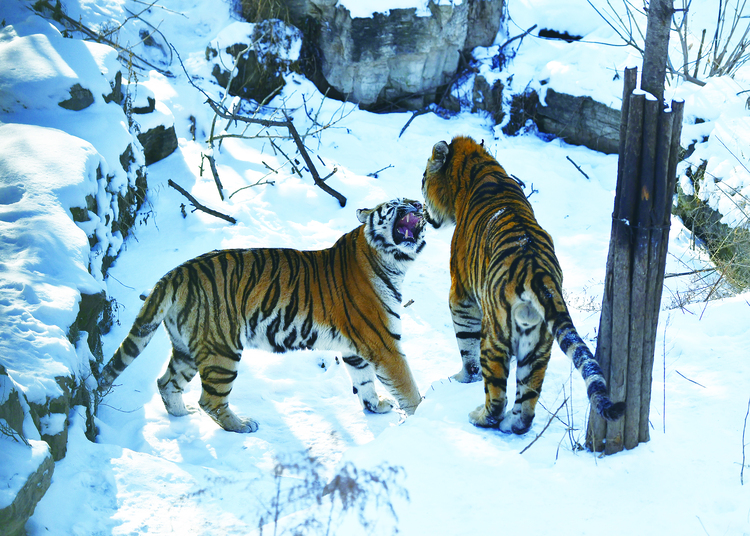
363 396 395 414
468 405 500 428
451 367 481 384
498 413 532 435
221 416 259 433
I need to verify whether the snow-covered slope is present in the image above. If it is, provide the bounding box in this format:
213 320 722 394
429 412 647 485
0 0 748 534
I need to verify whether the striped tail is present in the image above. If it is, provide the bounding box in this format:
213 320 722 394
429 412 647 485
554 315 625 421
98 279 173 391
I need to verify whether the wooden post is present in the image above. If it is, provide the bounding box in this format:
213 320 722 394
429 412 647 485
586 90 684 453
586 0 685 452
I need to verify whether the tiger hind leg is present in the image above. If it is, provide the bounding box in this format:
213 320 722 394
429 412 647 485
499 315 553 435
197 352 258 433
449 294 482 383
342 355 394 414
469 330 510 428
157 347 198 417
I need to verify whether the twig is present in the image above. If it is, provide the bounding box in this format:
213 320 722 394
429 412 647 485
284 113 347 207
675 370 706 388
663 314 671 433
202 153 225 200
171 45 346 207
700 270 725 320
520 397 568 454
498 24 538 57
270 139 302 177
368 164 394 178
664 268 716 278
205 100 347 206
321 167 338 181
566 156 591 180
168 179 237 224
742 395 749 485
399 108 430 138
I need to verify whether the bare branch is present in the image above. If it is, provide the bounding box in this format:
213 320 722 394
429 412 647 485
201 153 225 201
168 179 237 224
520 397 569 454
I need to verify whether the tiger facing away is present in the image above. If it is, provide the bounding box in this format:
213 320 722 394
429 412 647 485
98 198 427 433
421 136 625 434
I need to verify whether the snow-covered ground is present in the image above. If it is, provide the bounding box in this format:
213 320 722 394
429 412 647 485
1 0 749 534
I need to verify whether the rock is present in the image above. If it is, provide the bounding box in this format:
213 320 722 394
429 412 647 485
265 0 504 110
533 88 621 154
208 19 302 103
58 83 94 111
0 443 54 536
137 125 178 166
472 74 504 124
0 368 55 536
0 365 25 439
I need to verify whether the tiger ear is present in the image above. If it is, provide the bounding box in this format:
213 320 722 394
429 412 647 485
356 208 373 223
428 141 449 173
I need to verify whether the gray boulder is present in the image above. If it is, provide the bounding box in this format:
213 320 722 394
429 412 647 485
265 0 504 109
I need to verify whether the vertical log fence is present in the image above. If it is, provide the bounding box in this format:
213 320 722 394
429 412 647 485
586 67 684 454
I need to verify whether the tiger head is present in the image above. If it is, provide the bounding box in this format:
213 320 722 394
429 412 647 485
421 136 487 228
356 198 426 262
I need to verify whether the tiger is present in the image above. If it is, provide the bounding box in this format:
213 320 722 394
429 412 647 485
420 136 625 434
98 198 427 433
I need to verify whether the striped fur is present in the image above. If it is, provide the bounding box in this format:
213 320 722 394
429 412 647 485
421 136 624 434
98 198 426 433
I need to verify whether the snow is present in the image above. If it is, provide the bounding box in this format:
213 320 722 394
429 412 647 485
0 0 748 534
0 437 51 510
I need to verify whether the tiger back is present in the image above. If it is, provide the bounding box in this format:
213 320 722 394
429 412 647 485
98 198 427 433
421 136 624 434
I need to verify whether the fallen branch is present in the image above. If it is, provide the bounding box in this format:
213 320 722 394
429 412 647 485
284 113 347 207
566 156 591 180
202 153 225 200
399 108 430 138
368 164 394 178
675 370 706 388
168 179 237 224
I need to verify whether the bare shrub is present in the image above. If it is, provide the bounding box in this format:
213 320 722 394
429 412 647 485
587 0 750 86
255 456 409 536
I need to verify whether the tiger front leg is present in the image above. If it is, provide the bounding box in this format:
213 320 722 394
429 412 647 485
342 355 394 413
468 335 510 428
449 291 482 383
197 354 258 433
366 351 422 416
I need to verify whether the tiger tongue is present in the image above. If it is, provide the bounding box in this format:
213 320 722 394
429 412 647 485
396 213 419 238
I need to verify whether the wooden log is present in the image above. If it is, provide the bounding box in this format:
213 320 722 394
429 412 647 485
640 106 674 443
614 68 639 217
624 93 659 449
588 68 638 452
604 90 646 454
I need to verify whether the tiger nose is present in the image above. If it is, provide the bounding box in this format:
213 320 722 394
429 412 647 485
412 201 422 210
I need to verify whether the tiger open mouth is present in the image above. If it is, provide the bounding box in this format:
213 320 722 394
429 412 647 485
393 206 425 245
